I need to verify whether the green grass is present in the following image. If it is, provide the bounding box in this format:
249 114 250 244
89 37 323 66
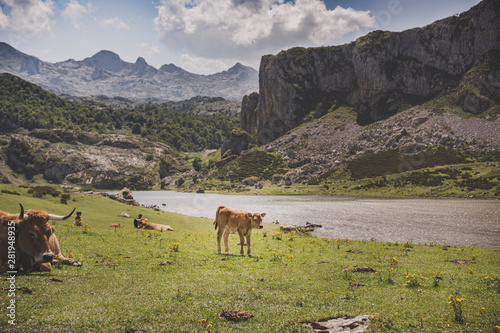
210 148 289 183
312 162 500 199
1 185 499 332
189 161 500 199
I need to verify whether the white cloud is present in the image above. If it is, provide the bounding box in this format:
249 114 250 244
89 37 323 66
138 42 161 61
180 53 229 74
100 16 130 31
62 0 93 29
0 7 9 30
154 0 377 64
0 0 55 38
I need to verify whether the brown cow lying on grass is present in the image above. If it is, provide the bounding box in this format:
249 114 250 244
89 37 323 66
214 205 266 256
136 218 174 231
0 204 81 273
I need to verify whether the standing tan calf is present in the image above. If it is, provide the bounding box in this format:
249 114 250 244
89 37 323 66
214 205 266 256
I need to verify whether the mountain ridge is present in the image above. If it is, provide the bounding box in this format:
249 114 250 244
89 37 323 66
0 42 258 101
248 0 500 144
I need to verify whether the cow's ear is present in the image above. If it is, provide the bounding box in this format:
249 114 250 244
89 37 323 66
246 212 253 218
1 219 21 234
50 226 56 234
261 213 266 218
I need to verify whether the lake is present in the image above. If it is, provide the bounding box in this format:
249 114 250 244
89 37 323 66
130 191 500 247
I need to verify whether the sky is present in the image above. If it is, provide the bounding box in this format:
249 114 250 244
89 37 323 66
0 0 482 74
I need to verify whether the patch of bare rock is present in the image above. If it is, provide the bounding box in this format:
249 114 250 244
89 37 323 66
301 315 371 333
99 187 139 206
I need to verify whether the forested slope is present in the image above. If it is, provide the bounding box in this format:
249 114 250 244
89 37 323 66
0 73 238 151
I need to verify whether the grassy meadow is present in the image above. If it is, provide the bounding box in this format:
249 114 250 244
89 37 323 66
0 184 499 332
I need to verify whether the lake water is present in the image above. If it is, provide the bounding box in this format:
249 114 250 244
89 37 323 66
130 191 500 247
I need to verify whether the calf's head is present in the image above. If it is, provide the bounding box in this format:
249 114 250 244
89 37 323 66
247 212 266 229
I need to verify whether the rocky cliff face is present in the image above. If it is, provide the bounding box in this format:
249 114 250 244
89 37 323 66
256 0 500 144
0 44 258 101
240 92 259 134
4 129 191 189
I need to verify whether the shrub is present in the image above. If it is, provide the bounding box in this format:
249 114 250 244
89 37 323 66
1 189 20 195
60 193 71 204
458 178 495 190
405 171 446 186
28 186 61 198
346 146 468 180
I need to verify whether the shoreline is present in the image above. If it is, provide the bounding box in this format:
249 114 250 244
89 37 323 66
128 190 500 248
154 187 500 201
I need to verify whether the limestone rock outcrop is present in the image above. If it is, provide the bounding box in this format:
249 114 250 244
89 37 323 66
220 129 252 157
109 188 139 206
5 129 185 189
256 0 500 144
240 92 259 134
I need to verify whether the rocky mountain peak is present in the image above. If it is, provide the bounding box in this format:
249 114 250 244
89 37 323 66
135 56 147 66
0 42 19 56
218 63 258 83
0 45 258 101
133 56 156 77
160 63 186 74
227 62 246 74
0 42 40 75
90 50 124 72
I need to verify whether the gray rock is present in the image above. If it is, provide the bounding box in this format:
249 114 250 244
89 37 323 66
5 129 183 190
221 129 252 157
254 0 500 143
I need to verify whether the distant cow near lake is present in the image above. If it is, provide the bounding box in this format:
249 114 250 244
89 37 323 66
136 218 174 231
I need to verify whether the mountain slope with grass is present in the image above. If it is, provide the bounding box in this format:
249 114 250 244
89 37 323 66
0 74 244 189
189 105 500 198
1 129 191 189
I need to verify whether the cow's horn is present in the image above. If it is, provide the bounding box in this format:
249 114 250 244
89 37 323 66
48 207 76 221
19 203 24 220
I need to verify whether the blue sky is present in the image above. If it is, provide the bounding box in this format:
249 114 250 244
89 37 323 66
0 0 481 74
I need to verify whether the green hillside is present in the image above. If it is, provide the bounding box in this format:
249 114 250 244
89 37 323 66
0 73 238 151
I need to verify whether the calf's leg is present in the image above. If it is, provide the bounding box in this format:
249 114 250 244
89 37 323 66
238 232 245 256
223 229 230 253
217 228 223 254
246 235 252 256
